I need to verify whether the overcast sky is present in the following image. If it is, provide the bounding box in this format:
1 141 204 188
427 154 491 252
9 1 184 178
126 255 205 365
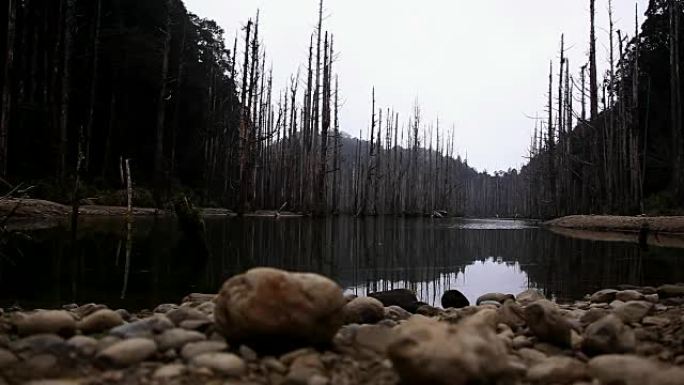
184 0 648 172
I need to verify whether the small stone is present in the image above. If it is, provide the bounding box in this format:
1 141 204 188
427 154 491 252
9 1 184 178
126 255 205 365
78 309 124 334
497 300 525 329
72 303 107 319
368 289 419 312
645 294 659 303
524 300 573 347
96 336 121 352
153 363 186 379
590 289 618 303
109 315 173 338
182 293 216 305
66 335 98 356
10 334 66 355
517 348 547 365
342 297 385 324
239 344 258 361
154 304 179 314
609 300 625 308
616 290 645 302
14 311 76 337
479 300 502 307
516 289 545 306
191 352 246 376
0 348 18 368
181 340 228 360
196 302 215 315
155 328 206 351
642 316 671 327
613 301 653 323
582 314 635 355
384 306 411 321
657 284 684 299
262 356 287 373
441 289 469 309
589 354 684 385
512 335 533 349
285 353 325 384
96 338 157 367
23 354 58 375
166 307 209 326
114 309 131 321
580 308 609 324
476 293 515 305
527 356 589 384
353 324 394 354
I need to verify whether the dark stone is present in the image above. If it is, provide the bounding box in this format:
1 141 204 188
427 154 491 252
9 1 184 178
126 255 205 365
441 290 470 309
368 289 420 313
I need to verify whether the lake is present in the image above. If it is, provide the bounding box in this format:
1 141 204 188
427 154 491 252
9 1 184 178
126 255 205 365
1 217 683 310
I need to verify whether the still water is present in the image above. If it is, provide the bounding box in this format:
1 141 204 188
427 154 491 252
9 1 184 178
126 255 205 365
1 217 683 310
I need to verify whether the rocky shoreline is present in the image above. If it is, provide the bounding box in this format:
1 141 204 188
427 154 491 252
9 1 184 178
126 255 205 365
1 268 683 385
545 215 684 235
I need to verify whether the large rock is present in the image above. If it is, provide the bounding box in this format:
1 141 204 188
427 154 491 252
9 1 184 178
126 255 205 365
78 309 124 334
524 300 573 347
214 268 345 346
96 338 157 367
657 284 684 299
582 314 635 355
387 311 516 385
14 311 76 337
368 289 419 312
342 297 385 324
441 290 469 309
589 354 684 385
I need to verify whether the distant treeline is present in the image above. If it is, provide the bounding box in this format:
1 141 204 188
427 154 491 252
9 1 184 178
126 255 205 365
488 0 684 218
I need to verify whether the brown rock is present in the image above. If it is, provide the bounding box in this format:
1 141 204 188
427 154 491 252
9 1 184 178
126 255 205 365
342 297 385 324
77 309 124 334
582 314 635 355
524 300 573 347
14 311 76 337
527 356 589 384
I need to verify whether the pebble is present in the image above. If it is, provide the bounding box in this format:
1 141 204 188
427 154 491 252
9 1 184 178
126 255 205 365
580 308 609 324
476 293 515 305
182 293 216 305
153 304 179 314
181 340 228 360
526 356 589 384
0 348 18 368
582 314 635 355
342 297 385 324
512 335 533 349
78 309 124 334
109 315 173 338
72 303 107 319
657 284 684 299
153 363 186 379
368 289 420 313
155 328 206 351
262 356 287 373
642 316 671 327
515 288 545 306
616 290 645 302
166 307 209 326
517 348 547 365
384 306 411 321
66 335 98 356
14 311 76 337
589 354 684 385
590 289 618 303
96 338 157 367
10 334 66 355
191 352 246 376
23 353 58 374
613 301 653 323
441 289 470 308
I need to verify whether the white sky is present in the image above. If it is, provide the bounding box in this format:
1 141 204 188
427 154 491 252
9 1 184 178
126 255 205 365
184 0 648 172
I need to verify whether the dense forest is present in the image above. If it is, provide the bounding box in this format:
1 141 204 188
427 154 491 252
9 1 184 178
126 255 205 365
1 0 682 218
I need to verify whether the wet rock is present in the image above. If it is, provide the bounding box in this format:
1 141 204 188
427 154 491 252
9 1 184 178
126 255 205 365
14 311 76 337
342 297 385 324
78 309 124 334
657 284 684 299
613 301 653 323
516 289 545 306
181 340 228 360
582 314 635 355
441 289 469 309
368 289 419 313
191 352 246 376
527 356 589 384
153 363 186 379
524 300 573 347
96 338 157 367
476 293 515 305
166 307 209 326
616 290 645 302
66 335 98 356
0 348 18 368
387 313 515 385
384 306 411 321
214 268 346 346
109 314 173 338
589 354 684 385
155 328 206 351
590 289 618 303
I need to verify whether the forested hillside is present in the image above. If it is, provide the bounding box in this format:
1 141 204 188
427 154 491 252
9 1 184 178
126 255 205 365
488 0 684 218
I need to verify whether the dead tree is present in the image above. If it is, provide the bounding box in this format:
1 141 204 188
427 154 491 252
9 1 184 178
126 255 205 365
589 0 599 120
670 0 682 199
0 0 16 177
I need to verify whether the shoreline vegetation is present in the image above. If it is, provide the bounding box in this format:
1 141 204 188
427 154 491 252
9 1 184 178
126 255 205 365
1 268 683 385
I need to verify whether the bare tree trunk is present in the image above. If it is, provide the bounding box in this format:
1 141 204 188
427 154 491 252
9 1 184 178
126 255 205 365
58 0 75 180
84 0 101 172
154 0 173 201
0 0 16 177
670 0 682 199
171 17 186 174
589 0 599 120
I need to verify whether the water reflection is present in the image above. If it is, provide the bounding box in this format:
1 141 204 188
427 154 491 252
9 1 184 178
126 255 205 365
1 217 683 310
